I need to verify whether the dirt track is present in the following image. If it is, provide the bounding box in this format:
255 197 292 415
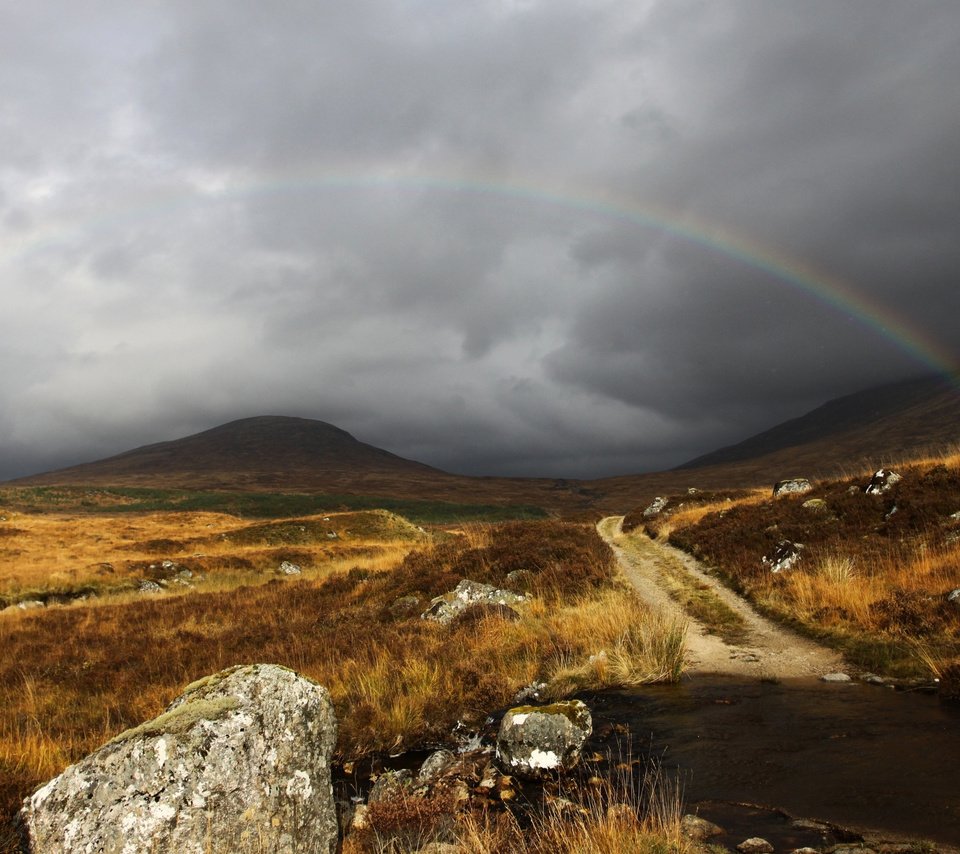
598 516 845 678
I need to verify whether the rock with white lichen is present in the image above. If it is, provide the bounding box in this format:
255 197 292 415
773 478 812 497
494 700 592 780
422 579 526 625
19 663 338 854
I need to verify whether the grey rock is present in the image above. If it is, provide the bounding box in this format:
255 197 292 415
17 600 45 610
495 700 592 780
681 813 724 840
20 663 338 854
802 498 829 513
279 560 302 575
388 594 421 617
643 496 669 518
947 588 960 605
368 769 414 804
422 579 526 625
762 540 804 573
737 838 774 854
418 749 457 783
137 580 163 593
513 681 548 703
774 478 812 497
821 672 852 683
865 468 902 495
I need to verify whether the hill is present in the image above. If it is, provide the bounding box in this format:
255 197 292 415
8 375 960 515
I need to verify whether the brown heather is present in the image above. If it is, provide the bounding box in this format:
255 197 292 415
0 518 685 850
654 452 960 676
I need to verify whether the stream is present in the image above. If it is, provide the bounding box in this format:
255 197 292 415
590 675 960 846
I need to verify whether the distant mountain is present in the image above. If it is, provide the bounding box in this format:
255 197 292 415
13 416 446 490
676 374 960 471
9 375 960 515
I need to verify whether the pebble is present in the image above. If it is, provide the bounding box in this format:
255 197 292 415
737 838 774 854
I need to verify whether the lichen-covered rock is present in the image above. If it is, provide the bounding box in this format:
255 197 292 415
761 539 804 572
643 496 669 518
278 560 302 575
865 468 902 494
802 498 829 513
418 749 458 783
773 478 812 497
495 700 592 780
20 663 338 854
422 579 526 625
681 813 724 841
737 838 774 854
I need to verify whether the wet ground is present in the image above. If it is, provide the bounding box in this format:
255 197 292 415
590 675 960 846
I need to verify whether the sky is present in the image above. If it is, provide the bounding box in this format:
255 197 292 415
1 1 959 480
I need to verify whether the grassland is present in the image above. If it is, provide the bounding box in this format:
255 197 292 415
638 452 960 677
0 507 685 851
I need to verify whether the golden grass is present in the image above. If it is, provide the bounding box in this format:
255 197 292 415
0 519 685 849
0 508 424 605
649 489 767 541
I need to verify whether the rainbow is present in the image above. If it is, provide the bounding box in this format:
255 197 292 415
4 169 957 379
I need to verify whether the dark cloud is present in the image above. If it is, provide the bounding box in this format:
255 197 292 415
1 1 958 480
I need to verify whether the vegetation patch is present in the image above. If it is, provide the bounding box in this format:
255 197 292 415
0 518 683 850
657 454 960 676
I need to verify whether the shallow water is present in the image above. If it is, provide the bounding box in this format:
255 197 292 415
590 676 960 845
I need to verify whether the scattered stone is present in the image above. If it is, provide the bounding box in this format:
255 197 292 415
950 511 960 521
495 700 592 780
17 600 45 610
947 588 960 606
681 813 725 841
137 580 163 594
326 532 338 540
790 848 820 854
737 838 774 854
278 560 302 575
773 478 812 497
505 568 535 592
762 540 804 573
368 769 414 804
19 663 338 854
803 498 829 512
687 487 701 495
821 672 852 683
863 673 887 685
418 749 457 783
422 579 527 625
643 496 669 518
847 484 861 495
514 681 548 704
865 469 902 495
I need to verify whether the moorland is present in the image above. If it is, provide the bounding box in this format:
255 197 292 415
2 374 960 852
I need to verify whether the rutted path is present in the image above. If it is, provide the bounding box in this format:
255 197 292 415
598 516 844 678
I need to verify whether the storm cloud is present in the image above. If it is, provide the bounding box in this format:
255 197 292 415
1 1 958 479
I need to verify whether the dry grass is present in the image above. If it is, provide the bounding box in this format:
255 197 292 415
0 518 685 850
664 453 960 675
0 508 424 607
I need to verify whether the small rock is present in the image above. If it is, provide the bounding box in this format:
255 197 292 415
885 505 898 520
863 673 887 685
17 600 45 610
773 478 812 497
137 580 162 594
326 532 338 539
368 769 414 804
802 498 829 513
681 813 725 841
278 561 302 575
762 540 804 573
422 579 526 625
790 848 820 854
737 838 774 854
514 681 548 703
388 595 421 617
947 588 960 605
865 469 901 495
821 672 852 683
418 749 457 783
643 496 669 518
495 700 592 780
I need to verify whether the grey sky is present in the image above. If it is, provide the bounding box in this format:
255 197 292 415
1 1 958 479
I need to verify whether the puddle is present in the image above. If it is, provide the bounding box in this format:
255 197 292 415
589 676 960 845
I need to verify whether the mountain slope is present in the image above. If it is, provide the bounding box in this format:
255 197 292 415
676 374 960 471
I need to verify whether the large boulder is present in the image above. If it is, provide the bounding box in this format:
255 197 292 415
422 579 526 625
643 496 669 518
20 664 338 854
773 478 812 497
495 700 592 780
761 539 804 573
